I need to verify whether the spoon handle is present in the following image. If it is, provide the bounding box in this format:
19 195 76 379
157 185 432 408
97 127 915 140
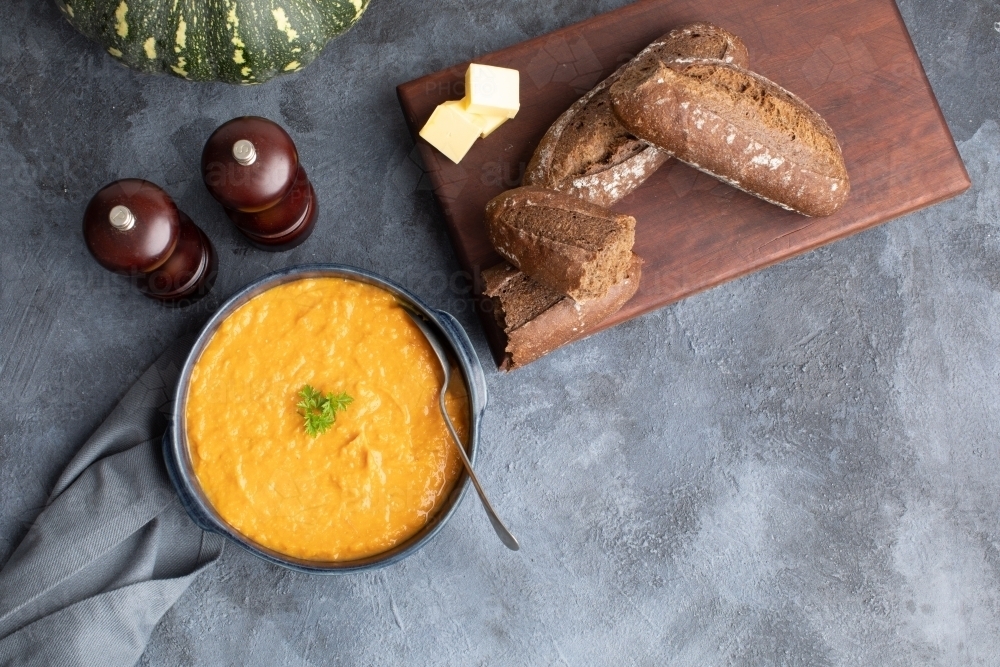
405 308 520 551
439 391 520 551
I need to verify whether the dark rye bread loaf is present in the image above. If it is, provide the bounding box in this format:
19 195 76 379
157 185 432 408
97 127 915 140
523 23 749 207
609 58 850 217
483 255 642 370
485 186 636 301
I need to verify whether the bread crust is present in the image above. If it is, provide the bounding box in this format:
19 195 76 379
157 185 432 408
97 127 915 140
485 186 636 301
524 23 749 207
635 22 749 71
483 254 642 370
609 58 850 216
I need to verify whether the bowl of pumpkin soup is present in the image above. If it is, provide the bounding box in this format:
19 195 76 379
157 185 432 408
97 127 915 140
163 264 487 573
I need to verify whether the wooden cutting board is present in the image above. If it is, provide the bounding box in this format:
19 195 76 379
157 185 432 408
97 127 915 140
396 0 970 369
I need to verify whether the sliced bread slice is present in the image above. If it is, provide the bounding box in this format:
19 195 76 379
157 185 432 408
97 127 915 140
483 254 642 370
485 186 636 301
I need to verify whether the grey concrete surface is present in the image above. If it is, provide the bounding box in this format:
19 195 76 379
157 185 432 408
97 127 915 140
1 0 999 664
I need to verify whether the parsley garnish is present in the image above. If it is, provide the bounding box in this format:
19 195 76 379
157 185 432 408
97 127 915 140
297 385 353 438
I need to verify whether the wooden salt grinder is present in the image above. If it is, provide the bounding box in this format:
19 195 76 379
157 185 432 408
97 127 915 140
82 179 218 304
201 116 318 251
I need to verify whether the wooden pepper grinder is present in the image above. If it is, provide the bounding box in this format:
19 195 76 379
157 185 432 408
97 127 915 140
201 116 318 251
83 179 218 304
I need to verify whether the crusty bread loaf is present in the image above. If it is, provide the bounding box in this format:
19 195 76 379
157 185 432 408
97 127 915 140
485 186 636 301
609 58 850 216
483 255 642 370
523 23 748 207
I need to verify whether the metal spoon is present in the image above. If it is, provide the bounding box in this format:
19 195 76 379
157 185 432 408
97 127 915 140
406 311 520 551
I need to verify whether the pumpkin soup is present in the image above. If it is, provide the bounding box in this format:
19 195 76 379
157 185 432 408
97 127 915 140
185 277 467 561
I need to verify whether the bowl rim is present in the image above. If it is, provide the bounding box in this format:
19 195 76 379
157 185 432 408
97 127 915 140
164 263 488 574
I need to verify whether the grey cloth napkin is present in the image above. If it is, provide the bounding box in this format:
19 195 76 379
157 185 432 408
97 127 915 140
0 338 224 667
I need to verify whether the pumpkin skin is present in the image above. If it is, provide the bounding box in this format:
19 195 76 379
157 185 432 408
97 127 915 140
55 0 370 84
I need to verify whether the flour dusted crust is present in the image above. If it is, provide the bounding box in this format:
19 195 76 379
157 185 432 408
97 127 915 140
483 255 643 370
567 144 671 207
609 58 850 217
523 67 670 207
523 23 750 207
485 186 636 301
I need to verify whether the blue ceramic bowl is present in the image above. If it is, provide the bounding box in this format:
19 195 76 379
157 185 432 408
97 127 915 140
163 264 488 574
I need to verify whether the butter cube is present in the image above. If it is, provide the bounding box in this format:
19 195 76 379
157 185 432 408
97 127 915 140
462 64 520 119
441 100 508 139
419 102 482 164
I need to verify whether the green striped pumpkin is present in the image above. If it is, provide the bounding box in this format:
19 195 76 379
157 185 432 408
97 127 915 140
55 0 370 84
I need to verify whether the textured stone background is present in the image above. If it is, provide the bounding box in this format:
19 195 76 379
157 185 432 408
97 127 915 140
2 0 999 664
